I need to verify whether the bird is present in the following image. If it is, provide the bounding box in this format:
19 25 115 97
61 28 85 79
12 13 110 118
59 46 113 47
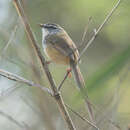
39 23 95 123
39 23 85 89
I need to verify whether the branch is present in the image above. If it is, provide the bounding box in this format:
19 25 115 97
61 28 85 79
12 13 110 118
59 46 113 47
0 110 29 130
80 17 92 48
58 69 71 91
79 0 121 61
13 0 76 130
0 69 52 95
0 83 20 98
1 23 18 57
66 104 99 130
108 120 121 130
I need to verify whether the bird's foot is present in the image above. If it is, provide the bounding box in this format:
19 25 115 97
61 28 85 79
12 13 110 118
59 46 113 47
66 68 72 78
45 60 52 65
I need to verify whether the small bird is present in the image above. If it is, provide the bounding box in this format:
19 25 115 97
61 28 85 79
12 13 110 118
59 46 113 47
39 23 85 89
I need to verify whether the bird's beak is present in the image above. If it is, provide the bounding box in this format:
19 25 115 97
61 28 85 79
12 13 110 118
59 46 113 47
38 23 44 28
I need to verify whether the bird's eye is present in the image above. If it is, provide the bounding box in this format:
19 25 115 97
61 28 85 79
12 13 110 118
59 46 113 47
50 26 56 29
48 25 57 29
43 23 58 29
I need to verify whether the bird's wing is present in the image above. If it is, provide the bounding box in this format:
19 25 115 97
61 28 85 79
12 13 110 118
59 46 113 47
45 32 79 62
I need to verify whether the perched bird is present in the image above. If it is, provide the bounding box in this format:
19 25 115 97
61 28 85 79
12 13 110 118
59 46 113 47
39 23 85 89
39 23 95 123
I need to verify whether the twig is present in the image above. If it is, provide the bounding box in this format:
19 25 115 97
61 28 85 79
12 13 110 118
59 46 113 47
21 95 55 130
80 17 92 48
1 21 18 57
58 69 71 91
108 120 121 130
0 110 28 130
68 0 121 123
70 17 92 54
94 67 130 126
79 0 121 61
22 122 31 130
66 104 99 130
13 0 76 130
0 83 20 98
0 24 18 62
0 69 52 95
21 96 42 117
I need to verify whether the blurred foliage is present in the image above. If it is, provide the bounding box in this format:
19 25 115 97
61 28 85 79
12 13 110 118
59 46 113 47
73 45 130 103
87 46 130 92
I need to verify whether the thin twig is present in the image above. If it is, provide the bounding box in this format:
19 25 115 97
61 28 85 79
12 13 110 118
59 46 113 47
80 17 92 47
13 0 76 130
79 0 121 61
71 17 92 54
22 122 31 130
67 0 121 123
21 96 42 117
58 69 71 91
94 67 130 126
0 110 28 130
21 95 56 130
0 69 52 95
75 0 121 121
108 120 121 130
66 104 99 130
0 83 21 98
1 21 18 57
0 24 18 62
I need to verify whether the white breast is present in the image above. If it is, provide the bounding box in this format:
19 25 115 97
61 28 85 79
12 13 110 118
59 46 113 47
42 28 49 49
41 28 50 58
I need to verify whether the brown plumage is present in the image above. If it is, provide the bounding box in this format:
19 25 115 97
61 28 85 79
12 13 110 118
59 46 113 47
41 23 85 89
45 31 79 65
40 23 95 122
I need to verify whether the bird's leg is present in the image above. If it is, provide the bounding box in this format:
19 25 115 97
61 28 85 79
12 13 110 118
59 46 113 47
45 60 52 65
58 68 72 91
66 68 72 78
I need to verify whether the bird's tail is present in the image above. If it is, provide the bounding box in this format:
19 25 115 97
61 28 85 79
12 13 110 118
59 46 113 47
70 62 95 123
70 62 85 89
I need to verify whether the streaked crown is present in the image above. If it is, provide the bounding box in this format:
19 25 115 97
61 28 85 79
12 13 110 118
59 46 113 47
39 23 62 30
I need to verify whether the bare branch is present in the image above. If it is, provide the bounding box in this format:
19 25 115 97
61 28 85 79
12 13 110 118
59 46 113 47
13 0 57 94
58 69 71 91
80 17 92 47
67 1 121 123
0 69 52 95
79 0 121 61
0 83 20 98
108 120 121 130
0 110 28 130
68 16 92 57
66 104 99 130
1 22 18 57
13 0 76 129
22 122 31 130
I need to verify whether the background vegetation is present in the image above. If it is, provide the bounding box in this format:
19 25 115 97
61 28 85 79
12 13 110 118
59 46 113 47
0 0 130 130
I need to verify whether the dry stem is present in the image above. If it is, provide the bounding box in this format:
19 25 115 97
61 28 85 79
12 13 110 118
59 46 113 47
0 110 29 130
0 69 51 95
13 0 76 129
79 0 121 61
66 104 99 130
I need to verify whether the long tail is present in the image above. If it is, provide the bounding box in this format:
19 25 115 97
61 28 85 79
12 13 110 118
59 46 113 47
70 62 95 123
70 62 85 89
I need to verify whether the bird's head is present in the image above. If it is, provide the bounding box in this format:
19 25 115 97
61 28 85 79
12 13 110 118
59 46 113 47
39 23 64 35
